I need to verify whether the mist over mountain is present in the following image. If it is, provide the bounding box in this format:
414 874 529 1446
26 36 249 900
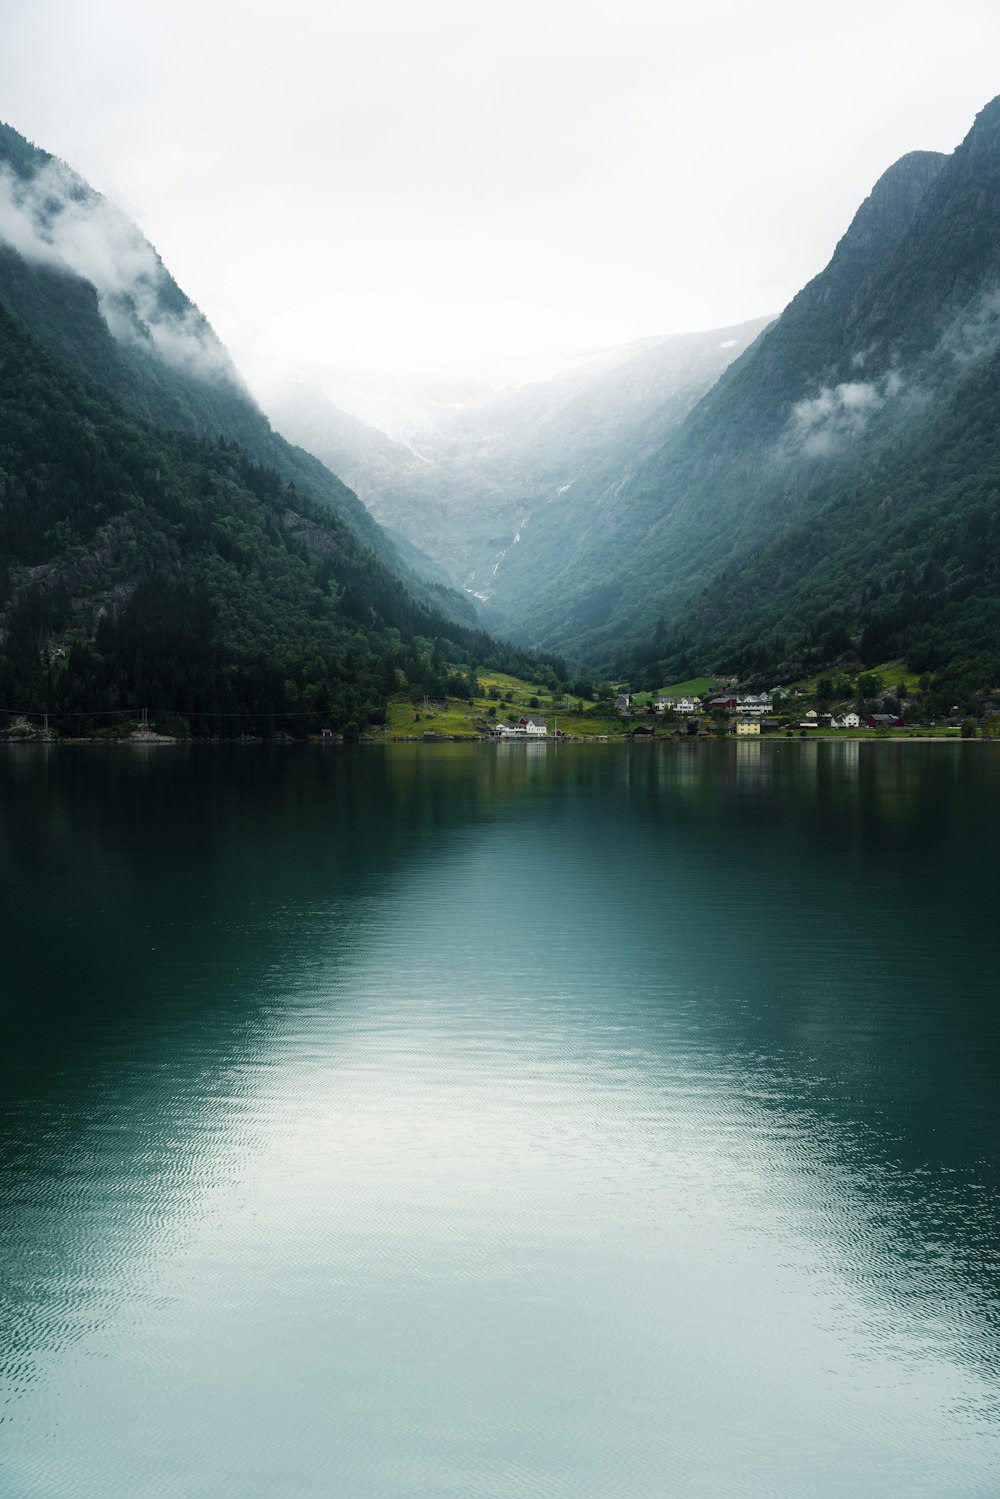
0 122 476 628
255 93 1000 700
497 143 961 663
255 319 773 633
587 94 1000 688
0 123 562 732
253 91 1000 702
4 91 1000 717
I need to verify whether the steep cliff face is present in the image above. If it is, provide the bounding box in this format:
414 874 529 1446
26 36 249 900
0 292 555 733
708 149 948 440
0 122 477 624
0 122 263 436
262 318 773 631
857 95 1000 362
502 95 1000 673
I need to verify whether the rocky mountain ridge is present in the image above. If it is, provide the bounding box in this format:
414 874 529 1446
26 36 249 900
0 121 476 626
260 317 773 629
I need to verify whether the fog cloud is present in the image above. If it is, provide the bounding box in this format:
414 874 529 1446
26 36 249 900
0 158 235 382
788 370 903 457
784 289 1000 463
940 284 1000 368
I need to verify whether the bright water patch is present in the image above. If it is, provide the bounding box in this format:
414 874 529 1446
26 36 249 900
2 742 1000 1497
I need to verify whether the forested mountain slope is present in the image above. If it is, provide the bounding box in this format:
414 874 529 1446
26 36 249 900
676 336 1000 696
264 97 1000 689
662 98 1000 691
0 121 475 625
505 149 950 659
539 101 1000 689
0 304 553 733
506 95 1000 685
6 94 1000 703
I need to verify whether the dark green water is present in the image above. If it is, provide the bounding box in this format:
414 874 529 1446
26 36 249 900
2 741 1000 1497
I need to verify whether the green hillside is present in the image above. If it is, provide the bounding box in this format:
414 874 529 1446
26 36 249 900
0 304 556 736
496 97 1000 694
0 122 476 627
675 344 1000 710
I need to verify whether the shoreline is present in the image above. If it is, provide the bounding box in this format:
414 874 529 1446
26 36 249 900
1 732 991 748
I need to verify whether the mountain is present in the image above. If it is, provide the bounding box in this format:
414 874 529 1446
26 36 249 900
484 95 1000 698
0 121 477 627
255 320 773 631
7 93 1000 717
0 299 556 734
0 126 558 733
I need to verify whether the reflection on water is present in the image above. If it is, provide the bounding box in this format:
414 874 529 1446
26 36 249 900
2 742 1000 1498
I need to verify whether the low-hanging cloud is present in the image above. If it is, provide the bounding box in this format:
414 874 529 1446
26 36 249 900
0 158 235 382
939 284 1000 369
787 370 903 458
785 286 1000 463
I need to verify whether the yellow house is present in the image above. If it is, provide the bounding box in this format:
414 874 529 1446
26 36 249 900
735 718 760 736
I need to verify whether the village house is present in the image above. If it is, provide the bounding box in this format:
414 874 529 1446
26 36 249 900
737 693 773 716
865 713 904 729
706 692 773 716
735 719 761 736
832 711 861 729
494 716 547 738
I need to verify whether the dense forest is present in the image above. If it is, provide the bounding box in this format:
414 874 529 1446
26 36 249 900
655 343 1000 714
471 98 1000 701
0 304 563 737
3 98 1000 720
0 121 477 627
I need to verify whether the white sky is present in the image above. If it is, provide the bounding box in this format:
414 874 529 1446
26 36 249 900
2 0 999 375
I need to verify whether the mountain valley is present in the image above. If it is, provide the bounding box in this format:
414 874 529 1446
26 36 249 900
0 124 556 734
3 95 1000 729
255 97 1000 711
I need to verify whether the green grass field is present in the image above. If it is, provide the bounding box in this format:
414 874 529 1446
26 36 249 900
370 663 970 743
651 676 724 700
377 698 632 740
783 658 922 698
374 667 638 740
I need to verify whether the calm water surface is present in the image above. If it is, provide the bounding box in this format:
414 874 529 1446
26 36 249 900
2 741 1000 1497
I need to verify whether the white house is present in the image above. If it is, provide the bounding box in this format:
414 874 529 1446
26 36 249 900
832 711 861 729
736 693 772 716
496 717 548 738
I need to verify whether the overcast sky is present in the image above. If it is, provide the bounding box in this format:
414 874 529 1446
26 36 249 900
2 0 1000 376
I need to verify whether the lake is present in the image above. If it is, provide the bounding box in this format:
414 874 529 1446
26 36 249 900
2 740 1000 1497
